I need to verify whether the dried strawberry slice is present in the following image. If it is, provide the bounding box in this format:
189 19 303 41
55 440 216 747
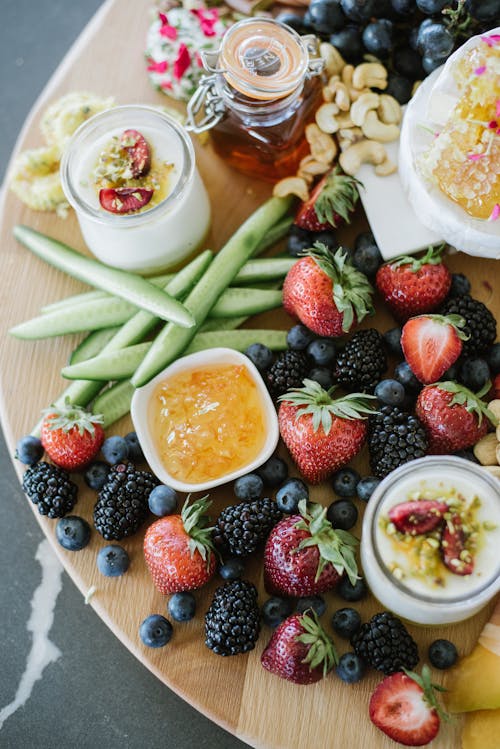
441 514 474 576
388 500 448 535
99 187 153 214
121 129 151 177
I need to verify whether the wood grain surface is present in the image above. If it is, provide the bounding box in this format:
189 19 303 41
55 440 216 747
0 1 497 746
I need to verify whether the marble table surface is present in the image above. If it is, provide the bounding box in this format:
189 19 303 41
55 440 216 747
0 2 248 747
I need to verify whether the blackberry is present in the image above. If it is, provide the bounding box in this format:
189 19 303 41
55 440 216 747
265 350 310 398
212 498 282 556
439 295 496 355
93 463 159 540
22 461 77 518
333 329 387 392
368 406 428 478
205 580 261 656
351 612 419 675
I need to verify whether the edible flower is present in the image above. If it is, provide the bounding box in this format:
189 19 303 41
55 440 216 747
489 204 500 222
147 58 168 74
173 43 191 80
467 152 485 161
474 65 486 75
482 34 500 48
158 12 178 40
496 100 500 118
191 7 219 37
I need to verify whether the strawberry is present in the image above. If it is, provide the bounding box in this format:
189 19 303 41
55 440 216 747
121 129 151 177
261 610 337 685
369 666 448 747
401 314 468 384
40 398 104 471
376 245 451 322
415 381 497 454
388 500 448 535
143 497 217 593
99 187 153 214
278 379 376 483
263 499 359 597
441 514 474 576
282 245 374 337
295 167 361 232
493 373 500 399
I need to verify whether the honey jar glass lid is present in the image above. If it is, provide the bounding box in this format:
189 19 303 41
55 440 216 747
218 18 311 100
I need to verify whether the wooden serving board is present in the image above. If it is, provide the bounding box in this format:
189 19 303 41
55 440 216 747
0 1 498 746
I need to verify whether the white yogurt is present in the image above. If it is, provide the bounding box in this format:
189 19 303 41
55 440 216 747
61 105 211 273
362 456 500 625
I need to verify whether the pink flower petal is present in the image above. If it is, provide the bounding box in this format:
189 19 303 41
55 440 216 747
489 204 500 221
160 80 173 91
160 23 178 40
191 7 218 36
488 120 498 130
482 34 500 47
147 59 168 74
496 100 500 118
195 51 203 68
158 12 168 25
467 153 484 161
173 43 191 80
474 65 486 75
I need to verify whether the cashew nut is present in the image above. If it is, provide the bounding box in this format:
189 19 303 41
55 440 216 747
305 124 338 164
339 140 387 175
488 400 500 420
298 155 331 177
473 433 499 466
348 85 371 102
350 92 381 127
319 43 345 77
352 62 388 91
483 465 500 479
375 158 397 176
496 443 500 465
338 126 364 151
378 94 402 125
341 65 354 88
273 176 309 202
361 110 400 142
322 86 335 103
315 103 341 134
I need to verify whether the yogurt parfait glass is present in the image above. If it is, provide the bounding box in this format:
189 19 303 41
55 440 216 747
61 104 211 274
361 456 500 626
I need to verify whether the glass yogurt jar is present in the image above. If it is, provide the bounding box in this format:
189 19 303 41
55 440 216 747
361 456 500 625
61 105 211 274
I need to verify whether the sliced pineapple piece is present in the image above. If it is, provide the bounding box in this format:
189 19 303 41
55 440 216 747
462 709 500 749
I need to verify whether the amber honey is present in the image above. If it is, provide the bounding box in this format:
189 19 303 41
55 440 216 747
149 363 267 484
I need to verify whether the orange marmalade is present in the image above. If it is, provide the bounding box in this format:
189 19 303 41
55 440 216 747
149 363 267 484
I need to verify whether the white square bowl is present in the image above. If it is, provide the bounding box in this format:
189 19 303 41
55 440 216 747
130 347 280 493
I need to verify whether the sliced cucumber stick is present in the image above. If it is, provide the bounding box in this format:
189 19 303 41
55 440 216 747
69 328 121 365
13 225 194 327
61 342 152 381
208 288 282 319
185 329 287 354
93 381 135 428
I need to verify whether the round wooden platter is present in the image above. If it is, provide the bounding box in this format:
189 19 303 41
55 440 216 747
0 1 497 746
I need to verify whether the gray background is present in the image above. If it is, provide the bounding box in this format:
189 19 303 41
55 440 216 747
0 2 248 747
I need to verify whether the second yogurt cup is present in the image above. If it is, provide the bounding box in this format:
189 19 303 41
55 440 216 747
61 105 211 273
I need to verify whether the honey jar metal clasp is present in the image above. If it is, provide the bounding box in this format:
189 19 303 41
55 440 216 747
185 74 226 134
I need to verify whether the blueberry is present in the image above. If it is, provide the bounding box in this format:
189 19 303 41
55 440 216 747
329 26 364 64
296 595 327 617
331 607 361 639
308 0 346 34
337 576 367 601
148 484 178 516
234 473 264 501
102 435 129 465
275 11 308 33
355 231 375 252
307 338 336 367
465 0 500 21
287 324 316 351
340 0 377 22
391 0 415 16
56 515 91 551
362 19 394 57
244 343 274 372
336 652 365 683
167 592 196 622
327 500 358 530
393 46 424 80
486 343 500 375
257 456 289 487
416 0 448 12
394 360 422 392
287 225 313 257
454 450 479 464
356 475 381 502
422 54 448 75
124 431 144 462
97 544 130 577
314 230 339 252
352 241 382 277
428 639 458 669
383 327 403 357
139 614 173 648
385 74 413 104
307 367 334 390
331 468 360 497
219 557 245 580
442 361 460 381
276 477 308 514
262 596 294 628
374 378 406 406
448 273 471 298
15 435 44 465
84 461 110 490
417 22 454 59
458 358 490 392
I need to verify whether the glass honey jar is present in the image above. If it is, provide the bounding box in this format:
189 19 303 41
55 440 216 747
186 17 324 181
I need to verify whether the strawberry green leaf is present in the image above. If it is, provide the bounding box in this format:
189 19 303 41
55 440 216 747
42 396 104 436
313 167 362 227
403 665 452 723
182 495 217 568
295 610 338 674
389 243 447 272
436 381 498 427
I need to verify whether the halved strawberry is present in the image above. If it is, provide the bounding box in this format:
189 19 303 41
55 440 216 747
388 500 448 535
99 187 153 214
295 167 361 232
369 666 448 747
120 129 151 177
401 314 467 384
441 514 474 576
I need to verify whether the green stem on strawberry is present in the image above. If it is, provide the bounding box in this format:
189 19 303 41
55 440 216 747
419 314 469 341
388 243 447 272
312 167 362 227
436 381 498 427
402 666 452 724
296 610 338 675
182 496 217 568
295 500 359 586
